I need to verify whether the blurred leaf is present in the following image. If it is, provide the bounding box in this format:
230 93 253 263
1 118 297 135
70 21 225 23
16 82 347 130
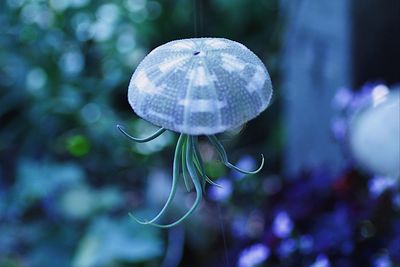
15 159 84 200
66 134 91 157
4 160 85 217
73 216 164 267
204 160 226 179
59 186 123 220
0 257 22 267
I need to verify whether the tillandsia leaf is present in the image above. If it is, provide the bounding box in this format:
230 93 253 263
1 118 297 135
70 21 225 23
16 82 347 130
192 155 206 192
191 137 207 192
148 136 203 228
208 135 265 175
192 138 222 189
181 138 193 192
129 134 186 225
117 124 166 143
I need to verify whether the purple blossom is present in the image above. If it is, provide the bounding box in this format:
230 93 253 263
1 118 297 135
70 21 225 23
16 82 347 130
231 215 248 238
373 254 392 267
310 254 331 267
277 238 297 258
348 82 378 111
237 243 270 267
368 176 398 197
232 155 256 180
208 177 233 202
331 117 347 141
392 193 400 210
332 87 353 110
298 235 314 254
272 211 293 238
312 206 353 252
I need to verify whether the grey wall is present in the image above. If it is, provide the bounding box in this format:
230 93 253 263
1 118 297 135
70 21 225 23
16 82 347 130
281 0 352 176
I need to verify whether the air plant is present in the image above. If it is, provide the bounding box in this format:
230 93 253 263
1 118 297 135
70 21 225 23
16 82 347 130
118 38 273 227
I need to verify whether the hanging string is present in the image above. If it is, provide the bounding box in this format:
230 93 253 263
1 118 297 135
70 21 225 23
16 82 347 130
193 2 229 266
198 0 204 37
217 202 231 267
193 0 198 37
193 0 204 37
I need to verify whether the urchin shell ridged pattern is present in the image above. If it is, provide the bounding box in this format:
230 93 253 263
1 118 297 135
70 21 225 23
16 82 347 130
128 38 273 135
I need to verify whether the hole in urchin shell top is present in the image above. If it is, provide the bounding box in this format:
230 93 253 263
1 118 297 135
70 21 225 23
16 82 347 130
193 51 201 56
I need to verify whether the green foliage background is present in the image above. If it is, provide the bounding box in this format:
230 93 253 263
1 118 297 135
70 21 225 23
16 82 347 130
0 0 281 266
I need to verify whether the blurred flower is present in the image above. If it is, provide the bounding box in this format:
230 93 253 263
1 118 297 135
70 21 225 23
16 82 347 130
80 103 102 124
116 32 136 54
312 206 353 253
277 238 296 258
392 193 400 210
72 12 93 41
26 67 47 94
208 177 233 202
368 176 398 197
59 50 85 75
373 254 392 267
331 117 347 141
232 155 256 180
310 254 331 267
272 211 293 239
231 215 248 238
70 0 89 8
298 235 314 254
237 243 270 267
332 87 353 110
125 0 147 12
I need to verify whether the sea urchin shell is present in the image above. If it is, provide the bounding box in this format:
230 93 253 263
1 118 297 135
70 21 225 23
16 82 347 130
128 38 273 135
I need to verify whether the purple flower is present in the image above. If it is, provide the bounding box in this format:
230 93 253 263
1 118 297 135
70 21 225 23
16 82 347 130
311 206 353 253
310 254 331 267
373 254 392 267
368 176 397 197
277 238 297 258
208 177 233 202
331 117 348 141
237 243 270 267
298 235 314 254
392 193 400 210
231 215 248 238
272 211 294 238
333 87 353 110
232 155 256 180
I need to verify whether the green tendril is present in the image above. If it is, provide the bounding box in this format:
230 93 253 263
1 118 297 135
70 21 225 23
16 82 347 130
191 137 207 192
117 124 166 143
192 139 222 189
208 135 264 175
181 139 193 192
129 134 186 225
148 136 203 228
